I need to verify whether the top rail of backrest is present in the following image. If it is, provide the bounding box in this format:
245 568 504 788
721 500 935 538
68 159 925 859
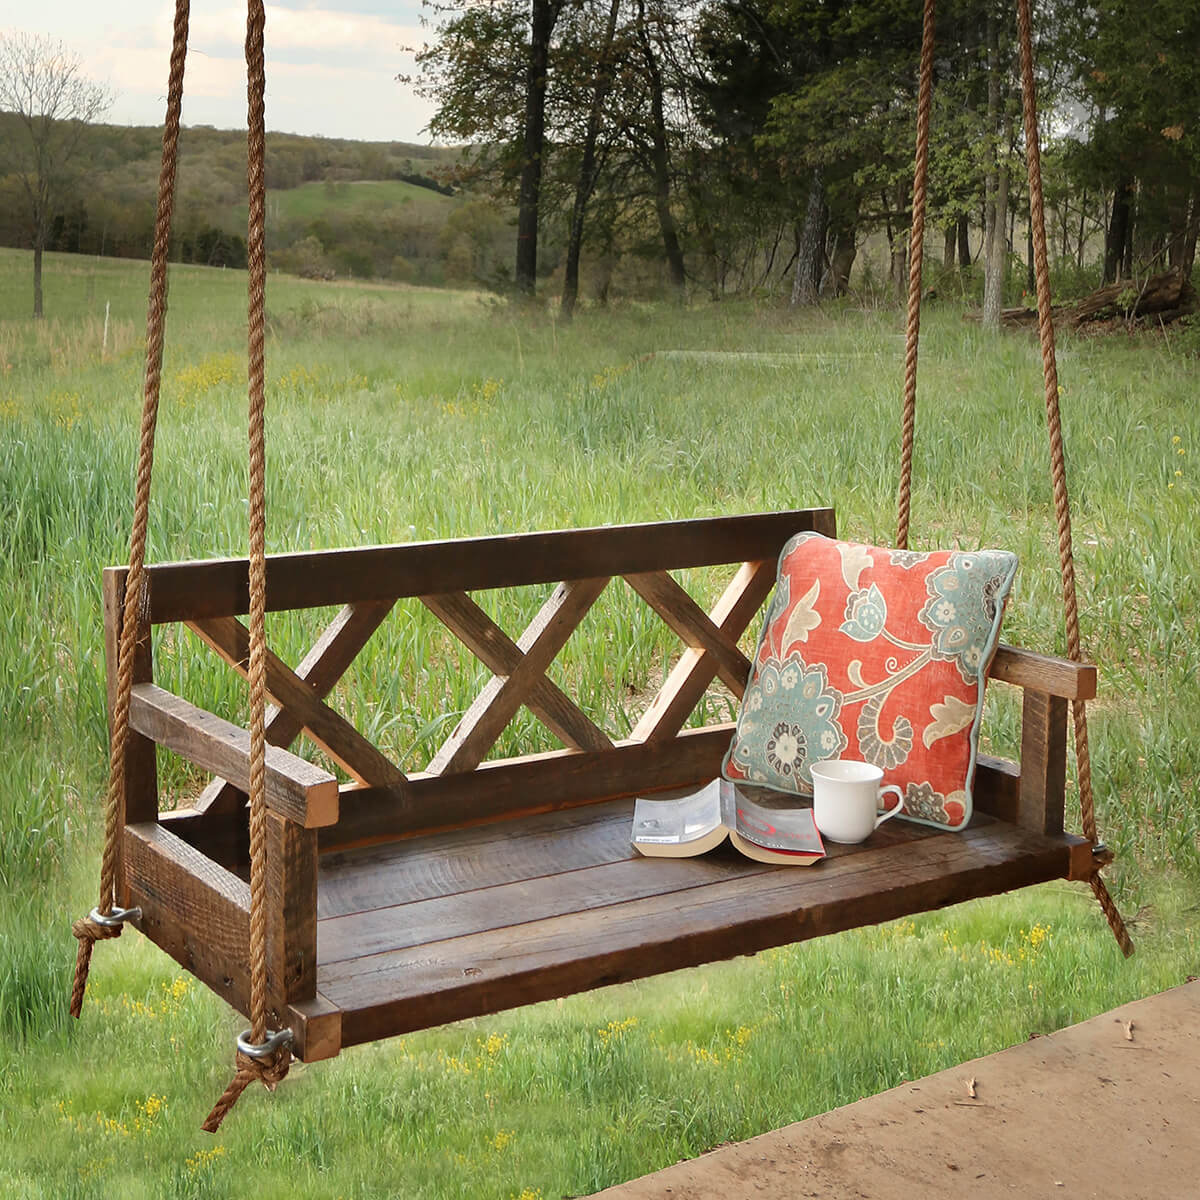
106 509 838 624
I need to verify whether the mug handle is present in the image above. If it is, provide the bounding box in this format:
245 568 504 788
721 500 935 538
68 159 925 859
874 785 905 829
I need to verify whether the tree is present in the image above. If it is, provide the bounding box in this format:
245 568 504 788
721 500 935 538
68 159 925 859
0 32 111 317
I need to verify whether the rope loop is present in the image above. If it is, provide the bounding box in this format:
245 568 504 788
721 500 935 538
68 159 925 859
202 1045 293 1134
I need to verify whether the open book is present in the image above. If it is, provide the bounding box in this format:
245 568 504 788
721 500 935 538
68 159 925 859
631 779 825 865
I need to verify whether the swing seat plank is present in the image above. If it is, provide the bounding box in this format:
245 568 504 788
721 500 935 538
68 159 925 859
314 802 1087 1050
105 508 1100 1063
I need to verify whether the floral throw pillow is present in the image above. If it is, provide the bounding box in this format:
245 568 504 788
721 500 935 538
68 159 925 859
722 532 1017 831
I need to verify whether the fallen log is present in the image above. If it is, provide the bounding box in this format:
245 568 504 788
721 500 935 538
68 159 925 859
1070 267 1196 325
966 267 1197 329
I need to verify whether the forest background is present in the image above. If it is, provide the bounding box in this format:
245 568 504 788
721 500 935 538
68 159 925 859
1 0 1197 317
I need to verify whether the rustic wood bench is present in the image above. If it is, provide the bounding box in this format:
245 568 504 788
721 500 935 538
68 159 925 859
105 507 1097 1065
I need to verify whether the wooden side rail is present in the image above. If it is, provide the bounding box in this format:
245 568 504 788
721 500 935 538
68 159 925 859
129 683 338 829
990 643 1096 700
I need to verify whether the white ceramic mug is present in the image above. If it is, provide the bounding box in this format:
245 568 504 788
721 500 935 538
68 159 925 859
810 760 905 844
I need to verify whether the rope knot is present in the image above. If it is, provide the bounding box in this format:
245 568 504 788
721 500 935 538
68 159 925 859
70 908 137 1019
202 1043 293 1133
72 916 124 945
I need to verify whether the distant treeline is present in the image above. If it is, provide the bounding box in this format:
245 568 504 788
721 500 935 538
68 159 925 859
0 115 473 277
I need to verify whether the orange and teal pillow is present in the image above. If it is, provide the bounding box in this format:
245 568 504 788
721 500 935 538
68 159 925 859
722 532 1017 831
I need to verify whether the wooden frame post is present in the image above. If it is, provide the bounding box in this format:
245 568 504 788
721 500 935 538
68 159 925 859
1018 688 1068 836
103 568 159 909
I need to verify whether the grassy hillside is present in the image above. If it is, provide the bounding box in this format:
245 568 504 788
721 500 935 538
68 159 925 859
1 248 1196 1198
234 178 453 226
0 114 486 285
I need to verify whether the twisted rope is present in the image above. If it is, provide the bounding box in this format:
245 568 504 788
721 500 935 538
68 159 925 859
896 0 936 551
70 0 191 1019
202 1047 292 1134
204 0 289 1128
1015 0 1132 956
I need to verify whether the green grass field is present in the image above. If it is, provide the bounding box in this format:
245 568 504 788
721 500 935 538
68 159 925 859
0 246 1196 1199
227 178 454 232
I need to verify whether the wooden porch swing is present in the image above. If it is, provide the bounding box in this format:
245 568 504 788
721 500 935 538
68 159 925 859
70 0 1132 1132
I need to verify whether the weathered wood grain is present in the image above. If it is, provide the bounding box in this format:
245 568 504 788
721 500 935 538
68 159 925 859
319 821 1081 1048
124 821 251 1017
128 683 338 828
317 809 932 965
104 569 158 903
117 510 836 623
631 559 776 742
265 812 319 1031
328 724 735 849
187 615 407 789
287 992 342 1062
190 599 396 820
622 570 752 694
420 590 611 752
427 578 610 775
991 644 1097 701
974 754 1021 823
1019 689 1068 836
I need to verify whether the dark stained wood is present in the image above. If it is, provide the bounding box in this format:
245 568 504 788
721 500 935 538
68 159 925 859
124 821 251 1017
287 992 342 1062
327 725 736 849
124 509 836 623
631 560 776 742
104 570 159 904
128 683 339 828
622 570 752 694
161 805 249 876
1019 689 1068 836
991 644 1097 701
316 805 934 966
187 615 408 789
421 591 612 752
265 812 318 1031
974 754 1021 823
318 801 634 918
318 821 1083 1048
428 577 610 775
190 599 396 820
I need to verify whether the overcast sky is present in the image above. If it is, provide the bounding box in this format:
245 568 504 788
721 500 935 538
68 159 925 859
0 2 439 144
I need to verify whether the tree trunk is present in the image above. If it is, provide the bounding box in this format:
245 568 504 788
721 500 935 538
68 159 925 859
515 0 561 298
828 221 857 297
561 0 621 321
983 160 1009 327
1104 178 1133 284
33 240 44 319
982 12 1006 330
957 214 971 269
636 0 684 299
791 166 825 306
943 222 956 268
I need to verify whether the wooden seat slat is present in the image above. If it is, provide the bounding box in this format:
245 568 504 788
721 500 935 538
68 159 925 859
316 803 943 966
317 802 633 920
317 817 1081 1049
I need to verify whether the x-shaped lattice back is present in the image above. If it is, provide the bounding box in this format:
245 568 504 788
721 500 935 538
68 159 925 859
183 559 776 815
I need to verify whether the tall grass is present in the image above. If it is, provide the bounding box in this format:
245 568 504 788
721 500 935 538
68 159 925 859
0 247 1196 1198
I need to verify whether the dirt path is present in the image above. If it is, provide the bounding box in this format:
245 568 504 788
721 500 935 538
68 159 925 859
592 979 1199 1200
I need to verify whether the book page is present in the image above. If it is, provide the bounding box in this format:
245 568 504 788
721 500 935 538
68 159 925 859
729 784 823 855
631 780 724 846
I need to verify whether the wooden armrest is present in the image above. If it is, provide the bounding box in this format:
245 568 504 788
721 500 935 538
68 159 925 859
129 683 338 828
990 644 1097 701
